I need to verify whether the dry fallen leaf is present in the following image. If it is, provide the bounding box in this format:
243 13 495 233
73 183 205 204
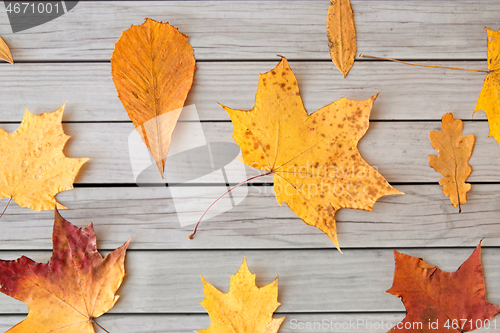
0 104 89 212
0 208 130 333
475 27 500 145
111 18 196 177
0 37 14 64
429 113 475 212
197 258 285 333
327 0 356 77
388 242 500 332
221 57 402 250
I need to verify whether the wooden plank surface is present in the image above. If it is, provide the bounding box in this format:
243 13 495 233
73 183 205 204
0 184 499 250
1 313 497 333
0 61 488 122
1 0 500 330
0 1 499 61
1 121 496 184
0 248 498 314
0 313 413 333
1 313 498 332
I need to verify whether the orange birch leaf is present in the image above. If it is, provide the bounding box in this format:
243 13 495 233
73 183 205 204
388 241 500 332
0 209 130 333
111 18 196 177
0 104 89 212
197 258 285 333
429 113 475 212
221 57 402 250
327 0 356 78
0 37 13 64
474 27 500 145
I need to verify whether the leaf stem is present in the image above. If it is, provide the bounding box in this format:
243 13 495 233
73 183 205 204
188 171 273 239
93 319 110 333
0 197 12 219
359 53 489 73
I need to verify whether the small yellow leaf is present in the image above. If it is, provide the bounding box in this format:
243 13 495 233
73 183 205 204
197 258 284 333
327 0 356 77
429 113 475 211
0 37 14 64
475 27 500 144
0 104 89 211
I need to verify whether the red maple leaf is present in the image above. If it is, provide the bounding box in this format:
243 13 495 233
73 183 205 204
387 242 500 332
0 209 130 332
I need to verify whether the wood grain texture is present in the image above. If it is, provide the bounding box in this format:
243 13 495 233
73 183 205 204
0 1 499 61
0 61 487 122
0 248 498 313
1 121 497 184
0 185 499 250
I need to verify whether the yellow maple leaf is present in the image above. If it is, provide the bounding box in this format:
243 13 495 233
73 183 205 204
429 113 475 212
197 258 285 333
221 57 402 250
474 27 500 144
0 104 89 211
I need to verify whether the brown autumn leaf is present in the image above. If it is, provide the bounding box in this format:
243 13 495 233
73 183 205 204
429 113 475 212
0 104 89 212
0 36 14 64
327 0 356 77
387 241 500 332
0 208 130 333
220 57 402 250
111 18 196 177
197 258 285 333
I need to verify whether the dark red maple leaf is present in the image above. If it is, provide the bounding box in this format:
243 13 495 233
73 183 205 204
387 242 500 332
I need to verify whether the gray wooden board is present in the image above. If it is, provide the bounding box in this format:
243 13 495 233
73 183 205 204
0 312 497 332
0 313 497 332
0 314 412 333
0 1 500 61
0 313 500 333
0 61 488 122
0 121 497 184
0 313 493 332
0 248 498 314
0 185 499 250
